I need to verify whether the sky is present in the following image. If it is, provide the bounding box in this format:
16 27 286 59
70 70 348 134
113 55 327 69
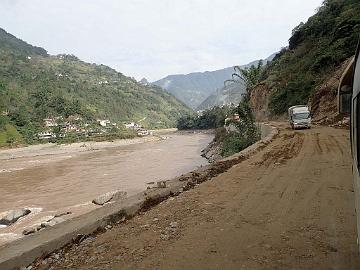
0 0 323 81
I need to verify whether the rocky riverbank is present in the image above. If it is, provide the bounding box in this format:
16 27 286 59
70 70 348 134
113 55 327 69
201 139 222 163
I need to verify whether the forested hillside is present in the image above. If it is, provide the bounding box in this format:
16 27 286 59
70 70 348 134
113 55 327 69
0 28 191 145
0 28 47 56
252 0 360 117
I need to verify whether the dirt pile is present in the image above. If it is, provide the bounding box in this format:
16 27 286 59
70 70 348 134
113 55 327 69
249 83 273 121
309 57 353 125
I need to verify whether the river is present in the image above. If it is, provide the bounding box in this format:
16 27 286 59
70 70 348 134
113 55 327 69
0 132 213 245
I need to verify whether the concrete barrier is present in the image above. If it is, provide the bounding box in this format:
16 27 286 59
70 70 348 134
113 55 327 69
0 123 278 270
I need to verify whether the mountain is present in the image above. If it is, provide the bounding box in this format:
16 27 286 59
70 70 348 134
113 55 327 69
250 0 360 120
197 53 276 110
0 28 47 57
0 28 191 145
196 82 246 111
153 68 232 109
153 54 276 109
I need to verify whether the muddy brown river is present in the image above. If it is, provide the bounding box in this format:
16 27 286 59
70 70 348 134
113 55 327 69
0 132 212 245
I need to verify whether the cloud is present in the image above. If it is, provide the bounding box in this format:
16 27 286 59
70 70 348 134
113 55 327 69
0 0 323 81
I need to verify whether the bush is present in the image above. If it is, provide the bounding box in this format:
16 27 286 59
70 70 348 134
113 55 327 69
220 100 260 157
221 132 252 157
0 123 23 146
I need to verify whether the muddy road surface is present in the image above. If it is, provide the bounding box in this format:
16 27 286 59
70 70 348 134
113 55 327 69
37 124 360 270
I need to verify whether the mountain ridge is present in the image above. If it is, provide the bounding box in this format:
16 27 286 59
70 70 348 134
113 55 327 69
0 28 47 56
153 53 276 109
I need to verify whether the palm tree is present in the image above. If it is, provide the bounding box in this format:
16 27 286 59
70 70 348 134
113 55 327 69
225 60 263 100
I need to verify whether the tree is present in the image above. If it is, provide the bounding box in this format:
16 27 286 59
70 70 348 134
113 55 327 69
225 61 263 101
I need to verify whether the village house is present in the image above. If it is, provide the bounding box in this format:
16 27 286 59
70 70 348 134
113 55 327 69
67 114 83 122
37 131 56 140
225 113 241 132
43 118 58 127
97 119 111 127
137 128 150 136
124 122 141 130
64 123 81 133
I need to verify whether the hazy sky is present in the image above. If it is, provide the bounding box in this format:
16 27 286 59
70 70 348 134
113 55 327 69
0 0 323 81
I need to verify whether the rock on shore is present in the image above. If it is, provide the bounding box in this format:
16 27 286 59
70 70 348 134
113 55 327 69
92 191 127 205
201 140 222 163
0 209 31 226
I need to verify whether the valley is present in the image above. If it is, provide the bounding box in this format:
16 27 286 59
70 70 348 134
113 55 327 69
0 0 360 269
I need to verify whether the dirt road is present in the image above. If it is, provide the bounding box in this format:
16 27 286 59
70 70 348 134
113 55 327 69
38 124 360 269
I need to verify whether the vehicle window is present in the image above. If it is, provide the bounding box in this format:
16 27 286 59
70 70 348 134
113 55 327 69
293 112 310 120
341 92 352 113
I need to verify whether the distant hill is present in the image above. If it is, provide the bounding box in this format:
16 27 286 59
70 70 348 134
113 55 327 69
197 54 276 110
196 82 246 110
153 68 232 109
0 28 191 145
153 54 276 109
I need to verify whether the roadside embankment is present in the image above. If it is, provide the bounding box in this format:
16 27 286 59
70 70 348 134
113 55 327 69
201 122 274 162
0 124 277 270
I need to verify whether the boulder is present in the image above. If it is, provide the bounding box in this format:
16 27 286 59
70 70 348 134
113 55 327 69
0 209 31 226
92 192 114 205
41 217 65 228
46 217 65 227
23 225 40 235
92 190 127 205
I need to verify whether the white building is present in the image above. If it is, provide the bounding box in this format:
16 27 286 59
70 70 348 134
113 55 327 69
137 129 150 136
97 119 111 127
124 122 141 129
38 131 56 140
44 118 58 127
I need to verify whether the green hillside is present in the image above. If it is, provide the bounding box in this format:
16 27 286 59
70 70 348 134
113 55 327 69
259 0 360 115
0 28 191 145
0 28 47 56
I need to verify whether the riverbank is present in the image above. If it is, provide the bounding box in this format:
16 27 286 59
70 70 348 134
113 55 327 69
0 127 178 155
201 123 274 163
0 135 161 162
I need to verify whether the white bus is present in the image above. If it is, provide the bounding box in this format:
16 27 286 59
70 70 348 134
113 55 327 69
338 39 360 251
